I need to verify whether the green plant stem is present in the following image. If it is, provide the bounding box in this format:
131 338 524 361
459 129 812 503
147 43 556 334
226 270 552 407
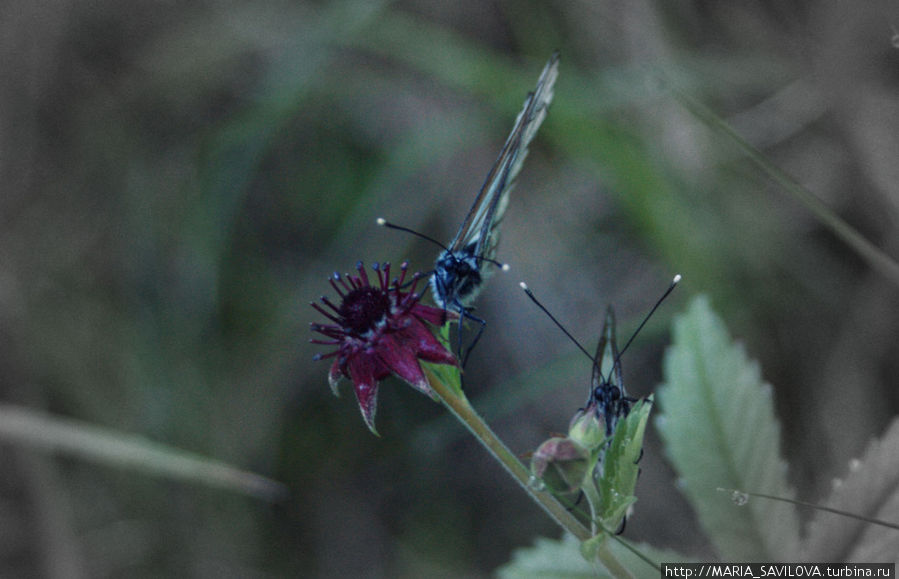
598 538 636 579
423 367 591 542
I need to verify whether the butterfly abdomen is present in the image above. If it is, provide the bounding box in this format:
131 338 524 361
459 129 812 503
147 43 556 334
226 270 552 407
592 383 631 438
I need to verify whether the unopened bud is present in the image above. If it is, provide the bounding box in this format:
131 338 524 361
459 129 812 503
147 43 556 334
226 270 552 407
568 403 607 452
530 437 590 494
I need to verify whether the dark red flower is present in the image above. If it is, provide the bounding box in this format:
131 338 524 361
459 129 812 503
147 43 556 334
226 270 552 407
310 262 458 434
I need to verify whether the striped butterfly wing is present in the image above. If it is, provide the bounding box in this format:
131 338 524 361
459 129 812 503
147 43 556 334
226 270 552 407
592 307 629 437
448 51 560 265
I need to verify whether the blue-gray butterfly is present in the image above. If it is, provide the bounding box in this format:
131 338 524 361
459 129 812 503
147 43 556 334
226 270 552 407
591 306 631 437
381 53 559 365
521 275 680 435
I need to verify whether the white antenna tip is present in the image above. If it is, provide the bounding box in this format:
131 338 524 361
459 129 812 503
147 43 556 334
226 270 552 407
519 282 529 290
673 274 682 284
501 263 511 272
376 217 387 226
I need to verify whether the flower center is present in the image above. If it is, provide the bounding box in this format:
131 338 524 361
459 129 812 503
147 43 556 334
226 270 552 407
339 287 392 335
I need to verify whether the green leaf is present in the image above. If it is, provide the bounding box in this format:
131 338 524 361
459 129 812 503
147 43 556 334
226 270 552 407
596 396 654 529
802 417 899 562
497 533 694 579
498 534 599 578
655 296 800 560
0 404 286 500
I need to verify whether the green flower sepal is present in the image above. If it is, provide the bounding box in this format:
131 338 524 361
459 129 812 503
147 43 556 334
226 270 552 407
594 395 653 532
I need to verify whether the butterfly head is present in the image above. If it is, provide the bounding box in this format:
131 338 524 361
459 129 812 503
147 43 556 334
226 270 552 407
590 374 630 438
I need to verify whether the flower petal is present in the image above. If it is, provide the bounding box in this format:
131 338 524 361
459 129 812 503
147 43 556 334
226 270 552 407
411 303 453 326
346 353 384 435
377 333 432 396
328 359 343 397
403 318 458 366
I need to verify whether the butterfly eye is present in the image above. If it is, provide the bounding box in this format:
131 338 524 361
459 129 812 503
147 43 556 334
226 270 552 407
455 261 473 276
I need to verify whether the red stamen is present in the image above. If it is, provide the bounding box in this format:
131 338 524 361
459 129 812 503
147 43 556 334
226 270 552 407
329 274 347 298
357 262 371 287
407 271 421 296
378 262 390 290
318 297 343 316
398 262 409 288
311 303 341 323
310 321 344 336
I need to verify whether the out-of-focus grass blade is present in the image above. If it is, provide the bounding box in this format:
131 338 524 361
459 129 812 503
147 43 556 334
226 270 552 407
668 81 899 289
0 404 287 501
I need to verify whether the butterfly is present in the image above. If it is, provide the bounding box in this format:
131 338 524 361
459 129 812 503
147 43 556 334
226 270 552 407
590 306 634 438
589 274 680 434
521 275 680 436
430 52 560 363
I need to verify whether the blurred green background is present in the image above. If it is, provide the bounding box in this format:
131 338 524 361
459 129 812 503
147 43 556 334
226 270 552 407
3 0 899 576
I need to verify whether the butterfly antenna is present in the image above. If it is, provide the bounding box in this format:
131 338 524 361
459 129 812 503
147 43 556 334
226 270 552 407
376 218 451 253
480 256 511 271
617 274 681 359
520 282 594 364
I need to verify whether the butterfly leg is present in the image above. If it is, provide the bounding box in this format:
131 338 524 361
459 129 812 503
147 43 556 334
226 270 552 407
459 309 487 367
567 490 584 512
